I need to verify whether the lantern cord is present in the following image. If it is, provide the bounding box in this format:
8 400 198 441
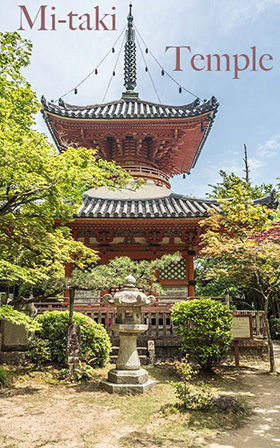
56 25 127 102
102 32 126 103
135 33 161 103
134 25 202 101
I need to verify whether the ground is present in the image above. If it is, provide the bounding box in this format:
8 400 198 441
0 344 279 448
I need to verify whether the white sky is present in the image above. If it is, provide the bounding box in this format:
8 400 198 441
1 0 280 196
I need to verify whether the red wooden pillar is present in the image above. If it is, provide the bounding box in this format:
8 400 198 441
187 250 196 298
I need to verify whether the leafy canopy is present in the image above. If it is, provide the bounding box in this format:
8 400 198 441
0 305 40 332
207 170 273 200
0 32 131 295
69 254 183 295
200 177 280 303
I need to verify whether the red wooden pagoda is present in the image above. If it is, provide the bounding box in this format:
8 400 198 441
41 4 220 300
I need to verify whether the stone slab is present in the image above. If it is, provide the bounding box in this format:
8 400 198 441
0 319 29 350
99 378 155 394
0 350 29 365
108 368 148 385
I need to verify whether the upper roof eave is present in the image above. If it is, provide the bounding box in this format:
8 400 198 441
41 95 219 121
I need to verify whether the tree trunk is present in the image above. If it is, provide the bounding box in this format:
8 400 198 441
68 287 75 326
264 296 276 374
66 287 76 369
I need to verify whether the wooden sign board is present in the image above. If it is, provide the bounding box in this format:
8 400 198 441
231 315 253 340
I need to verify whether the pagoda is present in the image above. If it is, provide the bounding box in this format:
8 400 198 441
41 4 220 299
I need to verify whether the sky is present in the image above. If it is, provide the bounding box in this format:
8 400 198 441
1 0 280 197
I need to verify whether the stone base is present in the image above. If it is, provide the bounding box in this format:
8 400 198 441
99 378 155 394
0 351 29 365
108 368 148 385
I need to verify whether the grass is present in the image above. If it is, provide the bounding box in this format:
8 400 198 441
0 363 252 448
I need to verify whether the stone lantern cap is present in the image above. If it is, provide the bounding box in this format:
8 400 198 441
103 275 155 307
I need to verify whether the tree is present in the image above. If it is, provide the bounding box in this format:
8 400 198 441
200 179 279 373
0 32 131 301
198 171 277 309
207 170 273 200
69 254 182 295
64 253 182 329
171 299 233 371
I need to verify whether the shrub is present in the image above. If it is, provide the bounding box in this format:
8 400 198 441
34 311 111 367
0 305 40 332
74 361 95 381
173 382 213 411
269 318 280 339
171 299 233 371
27 338 52 366
0 366 10 389
171 357 212 410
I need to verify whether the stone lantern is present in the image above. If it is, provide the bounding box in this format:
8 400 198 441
99 274 156 394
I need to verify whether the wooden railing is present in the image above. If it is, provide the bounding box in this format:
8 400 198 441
35 300 266 339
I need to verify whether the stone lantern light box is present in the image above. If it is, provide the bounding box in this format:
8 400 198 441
99 275 156 394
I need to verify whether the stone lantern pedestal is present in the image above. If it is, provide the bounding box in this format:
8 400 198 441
99 275 156 394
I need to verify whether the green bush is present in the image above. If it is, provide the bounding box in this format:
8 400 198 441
0 305 40 332
0 366 10 388
171 357 212 410
269 318 280 339
173 382 213 411
171 299 233 371
27 338 52 366
34 311 111 367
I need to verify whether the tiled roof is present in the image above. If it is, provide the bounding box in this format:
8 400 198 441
76 192 278 219
77 194 220 219
41 95 218 120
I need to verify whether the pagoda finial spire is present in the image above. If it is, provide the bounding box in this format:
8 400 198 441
124 3 137 93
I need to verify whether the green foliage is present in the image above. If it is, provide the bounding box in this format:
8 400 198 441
0 304 40 331
70 253 182 295
0 32 132 298
34 311 111 367
173 382 213 411
74 361 95 381
171 299 233 371
201 174 280 309
171 357 212 410
269 318 280 339
194 257 241 298
0 366 10 388
27 337 52 366
198 171 279 308
207 170 274 200
57 362 94 381
174 357 197 382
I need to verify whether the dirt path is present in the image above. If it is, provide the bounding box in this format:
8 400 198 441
208 342 280 448
0 346 279 448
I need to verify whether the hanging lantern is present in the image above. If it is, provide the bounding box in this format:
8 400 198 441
95 69 98 75
161 70 165 76
113 71 116 76
183 173 186 179
179 87 182 94
145 48 148 54
145 67 148 72
112 48 115 53
74 88 78 95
